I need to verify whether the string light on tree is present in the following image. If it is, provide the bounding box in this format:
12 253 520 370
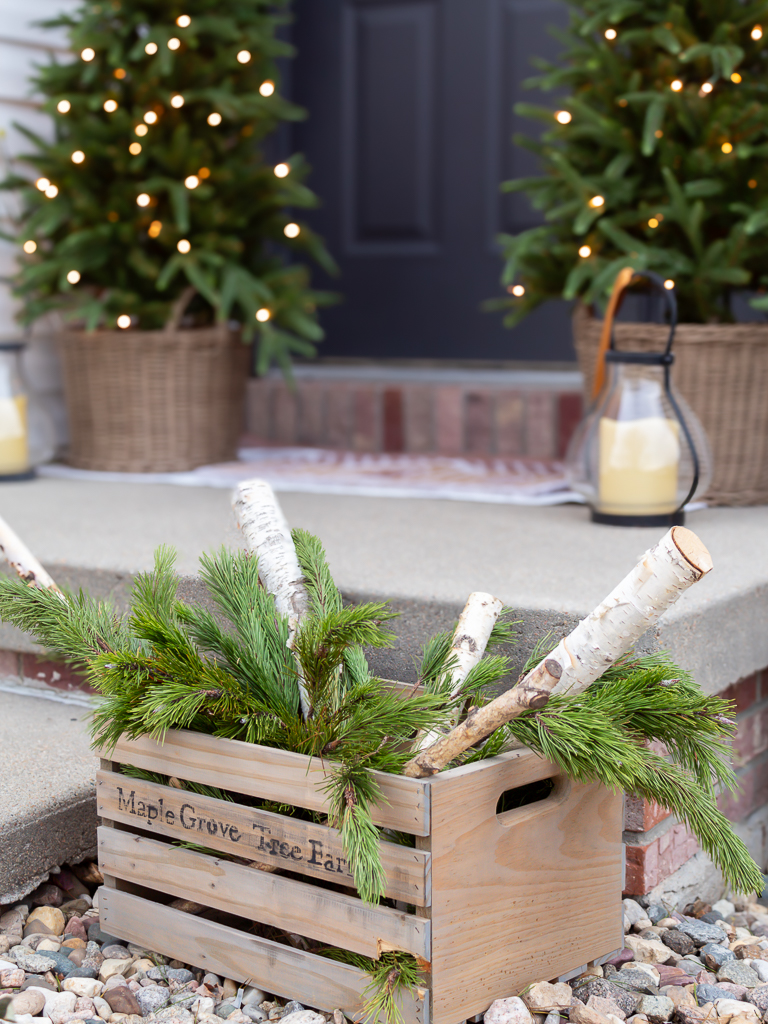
57 99 71 113
129 142 141 155
168 38 181 50
749 179 758 188
207 112 222 125
148 220 162 238
135 124 148 137
71 150 85 164
198 167 211 179
171 94 184 108
114 68 126 79
732 72 742 83
103 99 118 112
81 48 95 61
116 315 131 329
579 245 591 257
701 82 713 94
664 279 675 290
22 240 36 254
671 79 683 91
184 175 200 189
752 25 763 40
589 195 605 208
237 50 251 63
722 142 733 153
144 111 158 124
256 308 270 322
274 163 290 177
604 28 617 39
45 185 58 198
145 42 158 54
284 222 300 238
510 284 525 297
35 178 50 191
177 239 191 253
176 14 191 27
259 80 275 96
66 270 80 284
555 110 572 124
136 193 151 207
648 217 659 228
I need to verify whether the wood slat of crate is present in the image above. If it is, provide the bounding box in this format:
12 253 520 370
98 828 430 959
97 771 430 906
110 731 430 834
98 888 428 1024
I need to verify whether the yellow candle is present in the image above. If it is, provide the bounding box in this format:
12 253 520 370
598 415 679 515
0 395 29 475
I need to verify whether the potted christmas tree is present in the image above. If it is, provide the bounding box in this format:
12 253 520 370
0 0 335 472
494 0 768 505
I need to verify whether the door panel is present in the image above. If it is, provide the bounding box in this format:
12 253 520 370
291 0 573 362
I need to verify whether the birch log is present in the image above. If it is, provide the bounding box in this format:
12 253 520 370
416 591 503 750
233 479 311 718
0 514 62 594
403 526 712 778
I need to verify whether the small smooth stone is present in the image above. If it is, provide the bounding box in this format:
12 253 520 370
676 919 727 946
92 996 112 1019
751 961 768 984
570 1005 611 1024
715 982 749 1001
702 943 736 969
695 984 734 1005
662 931 695 956
62 979 103 999
748 985 768 1012
153 1008 195 1023
713 999 760 1019
633 919 654 934
86 925 120 946
20 978 56 993
485 1003 535 1024
571 980 638 1017
44 990 78 1024
0 967 25 986
655 966 690 988
62 939 87 951
659 987 695 1009
278 1015 325 1024
676 961 704 977
586 997 626 1020
100 946 131 961
624 901 649 930
616 968 659 994
99 959 133 982
191 998 216 1016
647 907 667 926
522 983 572 1013
718 962 760 988
29 884 65 909
243 1009 266 1023
11 991 46 1015
636 997 673 1023
712 900 736 919
241 988 266 1008
64 920 88 943
623 937 672 965
282 1004 304 1017
104 986 141 1015
67 967 99 980
221 979 239 999
148 967 196 985
218 1005 238 1018
27 908 66 937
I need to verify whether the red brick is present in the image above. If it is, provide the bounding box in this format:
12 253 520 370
352 388 378 451
298 383 326 446
624 824 699 895
404 388 434 453
21 654 95 694
434 388 464 454
731 703 768 767
245 378 273 441
0 649 20 680
465 392 494 454
327 387 352 448
272 385 299 445
719 754 768 822
558 392 583 458
624 796 672 832
382 389 404 452
496 393 524 456
525 392 556 458
721 674 759 714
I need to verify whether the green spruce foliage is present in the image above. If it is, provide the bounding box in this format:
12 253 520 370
0 0 336 372
495 0 768 325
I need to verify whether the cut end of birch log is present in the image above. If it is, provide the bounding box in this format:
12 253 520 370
671 526 713 576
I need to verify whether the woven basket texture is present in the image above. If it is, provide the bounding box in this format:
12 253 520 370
57 326 249 473
572 303 768 506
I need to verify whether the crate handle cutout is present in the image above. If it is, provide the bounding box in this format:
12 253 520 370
495 775 571 829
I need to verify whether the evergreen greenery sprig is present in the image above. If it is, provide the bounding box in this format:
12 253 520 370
322 949 423 1024
492 0 768 325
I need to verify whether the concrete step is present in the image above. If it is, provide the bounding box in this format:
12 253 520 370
0 688 96 903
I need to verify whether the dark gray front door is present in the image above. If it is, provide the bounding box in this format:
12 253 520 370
290 0 571 362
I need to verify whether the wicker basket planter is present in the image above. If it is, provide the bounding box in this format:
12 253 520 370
572 303 768 507
56 326 248 473
96 727 624 1024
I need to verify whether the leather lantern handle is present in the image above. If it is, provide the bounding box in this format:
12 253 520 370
591 266 635 402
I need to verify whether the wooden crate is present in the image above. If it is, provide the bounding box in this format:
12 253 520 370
96 729 624 1024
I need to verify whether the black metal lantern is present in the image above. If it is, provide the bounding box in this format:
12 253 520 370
567 269 711 526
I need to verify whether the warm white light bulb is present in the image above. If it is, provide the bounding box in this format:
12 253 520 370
171 94 184 108
145 41 158 55
259 80 275 96
648 218 659 228
135 124 148 137
177 239 191 253
168 37 181 50
555 110 572 124
57 99 71 113
670 79 683 91
722 142 733 154
274 163 290 178
237 50 252 64
589 195 605 208
67 270 81 284
137 193 151 207
148 220 162 238
117 314 131 329
81 47 95 62
604 28 617 40
664 279 675 290
752 25 763 40
732 72 743 83
701 82 713 94
511 285 525 297
45 185 58 198
71 150 85 164
129 142 142 155
23 240 37 254
103 99 118 112
284 222 300 238
35 178 50 191
579 245 591 258
144 111 158 124
184 175 200 189
207 112 222 126
176 14 191 27
256 308 270 322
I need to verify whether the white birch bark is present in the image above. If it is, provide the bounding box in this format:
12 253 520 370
233 479 311 718
416 591 503 750
0 514 62 594
403 526 713 777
